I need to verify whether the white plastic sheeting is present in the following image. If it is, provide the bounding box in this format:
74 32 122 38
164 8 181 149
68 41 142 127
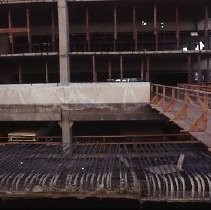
0 82 150 105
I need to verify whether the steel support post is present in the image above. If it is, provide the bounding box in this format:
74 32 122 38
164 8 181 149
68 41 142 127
146 56 150 82
133 6 137 51
198 55 202 84
153 3 158 51
51 7 56 51
92 55 97 82
86 7 90 51
108 59 112 80
18 63 22 84
141 57 144 82
8 9 14 54
26 9 31 53
113 6 117 51
120 55 123 80
45 60 49 83
176 5 180 50
204 6 209 50
188 55 192 84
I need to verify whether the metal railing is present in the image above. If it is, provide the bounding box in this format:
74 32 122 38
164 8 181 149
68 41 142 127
70 40 179 52
151 83 211 110
178 83 211 92
151 83 211 133
0 42 58 55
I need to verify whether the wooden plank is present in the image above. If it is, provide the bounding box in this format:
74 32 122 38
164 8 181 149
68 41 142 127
176 154 185 171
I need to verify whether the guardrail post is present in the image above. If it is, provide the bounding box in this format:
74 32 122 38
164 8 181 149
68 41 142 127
150 84 159 104
164 87 176 112
174 89 189 120
163 86 166 105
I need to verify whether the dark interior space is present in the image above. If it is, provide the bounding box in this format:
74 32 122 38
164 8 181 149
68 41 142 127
0 121 61 141
73 120 183 136
0 119 190 142
69 54 196 84
0 198 210 210
0 57 59 84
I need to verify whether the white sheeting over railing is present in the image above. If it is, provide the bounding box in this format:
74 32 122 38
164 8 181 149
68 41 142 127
0 82 150 105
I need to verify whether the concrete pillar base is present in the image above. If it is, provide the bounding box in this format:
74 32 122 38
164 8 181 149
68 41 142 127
59 109 73 145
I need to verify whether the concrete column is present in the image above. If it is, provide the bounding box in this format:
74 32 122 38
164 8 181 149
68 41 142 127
61 109 73 145
58 0 70 85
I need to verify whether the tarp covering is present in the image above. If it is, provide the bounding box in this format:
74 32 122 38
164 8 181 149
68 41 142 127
0 82 150 105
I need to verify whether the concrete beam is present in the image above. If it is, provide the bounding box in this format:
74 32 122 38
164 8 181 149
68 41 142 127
0 113 60 121
58 0 70 85
0 105 61 121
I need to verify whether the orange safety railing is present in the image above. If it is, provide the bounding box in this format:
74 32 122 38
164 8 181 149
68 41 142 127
177 83 211 92
151 84 211 109
151 84 211 132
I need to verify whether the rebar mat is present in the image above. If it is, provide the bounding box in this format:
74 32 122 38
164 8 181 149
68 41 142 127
0 143 210 201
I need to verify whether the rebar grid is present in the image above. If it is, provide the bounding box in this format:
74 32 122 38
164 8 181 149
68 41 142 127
0 143 210 201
